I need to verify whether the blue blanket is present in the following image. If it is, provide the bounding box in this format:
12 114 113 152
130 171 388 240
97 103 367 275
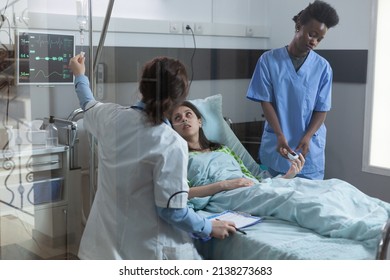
188 151 390 248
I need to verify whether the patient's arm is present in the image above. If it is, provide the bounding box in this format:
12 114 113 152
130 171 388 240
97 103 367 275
188 178 254 199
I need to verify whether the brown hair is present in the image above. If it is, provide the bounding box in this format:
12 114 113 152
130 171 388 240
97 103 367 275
139 56 189 125
174 101 222 152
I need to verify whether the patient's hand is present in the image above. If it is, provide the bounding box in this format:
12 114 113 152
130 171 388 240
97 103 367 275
283 153 305 179
221 178 255 191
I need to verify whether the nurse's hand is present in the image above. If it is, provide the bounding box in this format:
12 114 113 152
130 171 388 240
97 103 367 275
69 54 86 76
210 219 236 239
277 135 291 159
296 136 310 157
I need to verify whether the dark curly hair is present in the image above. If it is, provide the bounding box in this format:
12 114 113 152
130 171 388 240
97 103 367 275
139 56 189 125
293 1 339 29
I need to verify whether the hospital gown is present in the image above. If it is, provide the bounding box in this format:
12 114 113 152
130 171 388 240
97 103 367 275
187 147 390 248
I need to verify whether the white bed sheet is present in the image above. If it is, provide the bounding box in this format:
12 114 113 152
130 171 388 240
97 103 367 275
195 211 376 260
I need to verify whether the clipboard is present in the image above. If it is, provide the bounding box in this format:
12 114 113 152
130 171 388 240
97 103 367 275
207 210 263 229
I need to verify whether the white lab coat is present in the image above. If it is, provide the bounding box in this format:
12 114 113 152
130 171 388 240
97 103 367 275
77 102 202 260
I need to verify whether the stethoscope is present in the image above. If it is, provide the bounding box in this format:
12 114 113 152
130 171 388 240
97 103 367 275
130 105 144 111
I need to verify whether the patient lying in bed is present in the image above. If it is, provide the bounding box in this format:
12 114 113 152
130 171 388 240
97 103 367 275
171 100 390 249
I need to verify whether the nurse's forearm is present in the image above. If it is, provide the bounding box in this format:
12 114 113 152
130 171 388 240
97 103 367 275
261 102 283 136
304 111 327 139
74 75 96 110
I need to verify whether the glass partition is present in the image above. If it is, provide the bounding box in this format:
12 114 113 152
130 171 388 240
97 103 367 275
0 0 268 260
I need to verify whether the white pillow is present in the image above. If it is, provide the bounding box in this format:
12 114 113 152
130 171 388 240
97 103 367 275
189 94 262 177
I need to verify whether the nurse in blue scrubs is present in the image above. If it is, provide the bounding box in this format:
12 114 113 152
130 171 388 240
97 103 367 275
246 1 339 179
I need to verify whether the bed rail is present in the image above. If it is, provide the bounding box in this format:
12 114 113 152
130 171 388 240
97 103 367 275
376 219 390 260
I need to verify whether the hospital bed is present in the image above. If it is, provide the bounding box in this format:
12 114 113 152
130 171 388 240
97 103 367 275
189 94 390 260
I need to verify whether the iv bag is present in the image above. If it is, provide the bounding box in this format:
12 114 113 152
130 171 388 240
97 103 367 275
76 0 88 30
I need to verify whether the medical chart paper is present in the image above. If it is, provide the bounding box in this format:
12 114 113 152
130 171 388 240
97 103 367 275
207 210 262 229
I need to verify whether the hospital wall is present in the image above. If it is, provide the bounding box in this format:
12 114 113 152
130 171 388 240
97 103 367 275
3 0 390 202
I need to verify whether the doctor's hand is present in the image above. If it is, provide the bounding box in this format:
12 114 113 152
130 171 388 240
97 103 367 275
283 152 305 179
69 54 86 76
210 219 237 239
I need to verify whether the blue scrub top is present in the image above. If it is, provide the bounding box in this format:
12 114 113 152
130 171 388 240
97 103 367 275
246 47 333 176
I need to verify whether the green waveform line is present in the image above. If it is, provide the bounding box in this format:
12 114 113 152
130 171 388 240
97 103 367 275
34 56 64 61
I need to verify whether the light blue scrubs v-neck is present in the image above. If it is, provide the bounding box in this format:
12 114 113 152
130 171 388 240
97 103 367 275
246 47 333 179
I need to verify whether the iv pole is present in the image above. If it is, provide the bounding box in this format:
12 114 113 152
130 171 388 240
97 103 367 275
87 0 115 207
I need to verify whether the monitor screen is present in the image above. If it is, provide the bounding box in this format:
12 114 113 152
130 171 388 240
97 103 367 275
17 31 75 85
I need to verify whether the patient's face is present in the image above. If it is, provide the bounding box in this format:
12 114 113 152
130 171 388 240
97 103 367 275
171 106 201 140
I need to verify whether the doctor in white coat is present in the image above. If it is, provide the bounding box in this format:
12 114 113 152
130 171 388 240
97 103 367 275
69 55 236 260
